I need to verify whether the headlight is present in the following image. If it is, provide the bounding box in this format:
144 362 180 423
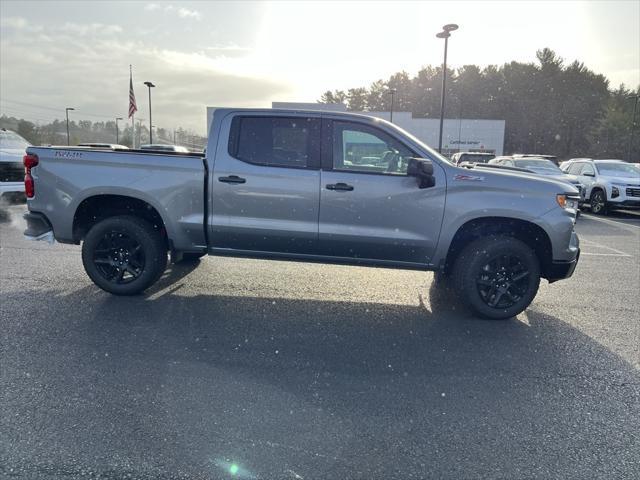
611 186 620 198
556 194 580 210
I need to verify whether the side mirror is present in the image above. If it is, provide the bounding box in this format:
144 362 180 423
583 171 595 177
407 158 435 188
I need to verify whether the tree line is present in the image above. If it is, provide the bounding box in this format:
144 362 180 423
319 49 639 160
0 116 207 151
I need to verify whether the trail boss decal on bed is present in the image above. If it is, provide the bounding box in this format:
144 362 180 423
54 150 83 158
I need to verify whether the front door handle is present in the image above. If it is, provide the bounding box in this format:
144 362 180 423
326 182 354 191
219 175 246 184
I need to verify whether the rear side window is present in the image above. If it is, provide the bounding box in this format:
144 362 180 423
228 116 319 168
580 164 595 175
567 163 583 175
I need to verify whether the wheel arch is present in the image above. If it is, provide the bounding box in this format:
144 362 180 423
72 193 170 248
443 216 554 279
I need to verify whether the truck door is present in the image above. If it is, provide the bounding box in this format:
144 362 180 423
318 119 446 265
209 114 321 254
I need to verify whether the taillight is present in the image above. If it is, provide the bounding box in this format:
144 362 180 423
23 153 39 198
25 174 34 198
24 153 39 169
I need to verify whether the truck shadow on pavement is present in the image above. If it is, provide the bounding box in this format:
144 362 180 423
3 259 639 479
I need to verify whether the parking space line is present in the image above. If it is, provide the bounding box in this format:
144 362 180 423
581 252 632 257
581 213 640 231
580 239 633 256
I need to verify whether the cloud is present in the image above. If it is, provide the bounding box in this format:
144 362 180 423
144 3 201 20
0 16 28 29
0 20 290 133
177 7 201 20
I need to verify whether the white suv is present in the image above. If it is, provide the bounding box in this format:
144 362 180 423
0 129 30 200
561 159 640 214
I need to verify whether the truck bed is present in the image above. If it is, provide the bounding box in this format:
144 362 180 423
25 146 208 251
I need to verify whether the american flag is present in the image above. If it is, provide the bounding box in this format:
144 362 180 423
128 67 137 118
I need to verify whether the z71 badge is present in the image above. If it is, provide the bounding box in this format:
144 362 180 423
453 173 484 181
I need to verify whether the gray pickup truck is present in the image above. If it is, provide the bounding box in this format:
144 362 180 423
23 109 580 319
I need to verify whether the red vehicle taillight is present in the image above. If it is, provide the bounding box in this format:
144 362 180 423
23 153 39 198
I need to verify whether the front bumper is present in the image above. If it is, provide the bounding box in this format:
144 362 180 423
547 249 580 282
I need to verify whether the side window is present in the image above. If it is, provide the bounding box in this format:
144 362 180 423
580 164 595 176
229 116 319 168
332 121 415 175
567 163 582 175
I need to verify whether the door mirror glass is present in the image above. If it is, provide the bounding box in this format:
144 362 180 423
407 158 435 188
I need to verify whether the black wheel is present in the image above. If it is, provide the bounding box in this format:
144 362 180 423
590 189 608 215
452 236 541 320
81 216 167 295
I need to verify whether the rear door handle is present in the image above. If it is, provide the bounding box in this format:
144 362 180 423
219 175 246 184
326 182 354 191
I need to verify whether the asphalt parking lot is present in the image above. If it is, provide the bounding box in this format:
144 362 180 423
1 203 639 479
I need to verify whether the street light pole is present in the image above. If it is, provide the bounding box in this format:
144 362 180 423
115 117 123 144
436 24 459 154
144 81 155 144
388 89 396 123
65 107 75 146
628 94 639 161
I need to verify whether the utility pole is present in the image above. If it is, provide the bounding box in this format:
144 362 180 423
388 89 396 123
115 117 123 144
65 107 75 145
628 94 639 161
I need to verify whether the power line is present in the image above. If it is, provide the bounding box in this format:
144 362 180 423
0 99 124 119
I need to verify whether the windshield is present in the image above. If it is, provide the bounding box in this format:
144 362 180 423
0 130 30 150
595 162 640 177
514 159 562 174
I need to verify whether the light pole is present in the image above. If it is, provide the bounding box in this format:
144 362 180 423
65 107 75 145
436 23 459 154
388 88 396 123
628 94 639 162
143 81 155 144
115 117 123 144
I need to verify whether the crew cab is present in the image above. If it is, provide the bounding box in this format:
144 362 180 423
23 109 580 319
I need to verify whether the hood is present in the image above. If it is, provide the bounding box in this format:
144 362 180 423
0 147 27 163
462 165 580 194
543 173 581 185
605 175 640 186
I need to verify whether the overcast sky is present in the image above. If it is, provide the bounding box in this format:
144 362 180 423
1 0 638 134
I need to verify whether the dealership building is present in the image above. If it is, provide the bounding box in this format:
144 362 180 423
206 103 505 156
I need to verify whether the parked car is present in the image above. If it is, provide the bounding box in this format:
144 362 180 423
140 144 190 153
513 153 559 166
489 157 585 204
77 143 129 150
0 128 30 200
22 109 580 320
450 151 495 167
560 159 640 214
